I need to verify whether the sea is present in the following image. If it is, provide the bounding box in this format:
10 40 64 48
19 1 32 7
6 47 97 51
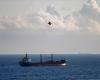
0 54 100 80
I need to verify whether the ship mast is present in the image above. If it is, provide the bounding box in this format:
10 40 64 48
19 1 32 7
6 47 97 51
51 54 53 62
40 54 42 63
25 52 28 58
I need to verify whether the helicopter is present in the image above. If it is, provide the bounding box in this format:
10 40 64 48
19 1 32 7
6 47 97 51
48 21 52 25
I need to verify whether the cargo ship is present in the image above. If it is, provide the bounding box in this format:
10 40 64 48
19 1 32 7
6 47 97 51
19 54 67 67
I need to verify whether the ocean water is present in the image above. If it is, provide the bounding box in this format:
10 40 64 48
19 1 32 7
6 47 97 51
0 54 100 80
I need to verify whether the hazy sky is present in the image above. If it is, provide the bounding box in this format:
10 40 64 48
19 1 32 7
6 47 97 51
0 0 100 54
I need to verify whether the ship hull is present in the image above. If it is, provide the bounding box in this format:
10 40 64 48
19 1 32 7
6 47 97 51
19 61 67 67
19 54 67 67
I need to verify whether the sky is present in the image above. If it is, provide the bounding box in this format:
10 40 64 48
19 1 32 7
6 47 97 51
0 0 100 54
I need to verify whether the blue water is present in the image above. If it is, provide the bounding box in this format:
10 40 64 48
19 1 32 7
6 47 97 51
0 54 100 80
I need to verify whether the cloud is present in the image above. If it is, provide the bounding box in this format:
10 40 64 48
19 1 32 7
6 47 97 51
0 0 100 34
61 0 100 34
0 0 100 53
74 0 100 34
88 20 100 34
0 16 28 30
46 4 60 17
